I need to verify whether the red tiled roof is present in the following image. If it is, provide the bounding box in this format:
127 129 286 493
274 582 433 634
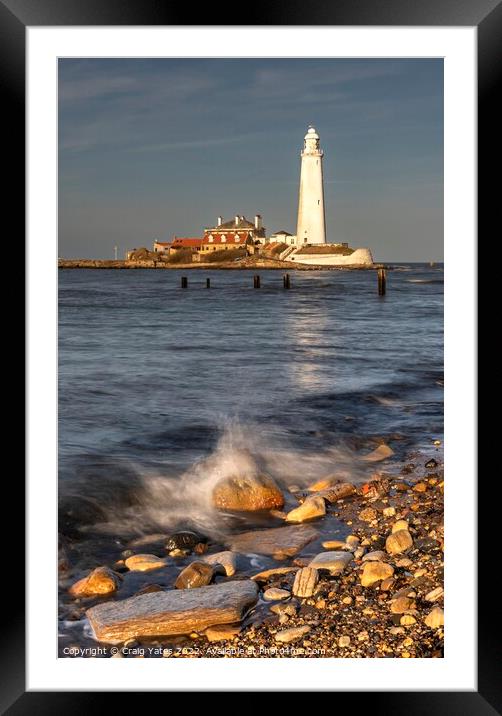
201 233 249 245
154 241 171 246
172 237 203 247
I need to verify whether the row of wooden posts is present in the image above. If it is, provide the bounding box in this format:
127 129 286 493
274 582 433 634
180 268 387 295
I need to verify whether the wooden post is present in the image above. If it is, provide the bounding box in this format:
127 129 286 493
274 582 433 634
283 273 290 289
254 275 261 288
181 276 188 288
206 278 211 289
377 268 386 296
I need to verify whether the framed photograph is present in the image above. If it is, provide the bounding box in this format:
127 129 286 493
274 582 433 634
8 0 489 707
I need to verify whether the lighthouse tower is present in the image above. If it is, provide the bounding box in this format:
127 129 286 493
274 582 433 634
296 126 327 245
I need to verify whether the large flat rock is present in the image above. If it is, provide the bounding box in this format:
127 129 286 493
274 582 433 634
86 580 258 643
227 525 318 557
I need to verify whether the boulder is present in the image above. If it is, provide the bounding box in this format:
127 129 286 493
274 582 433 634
201 551 238 577
165 531 204 553
69 566 121 598
386 529 413 555
360 561 394 587
315 482 356 504
124 554 167 572
285 495 326 523
175 562 216 589
292 567 319 598
212 473 284 512
86 580 259 643
227 525 318 557
362 444 394 462
308 551 352 575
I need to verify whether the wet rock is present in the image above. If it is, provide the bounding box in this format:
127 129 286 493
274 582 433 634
205 623 241 642
86 580 259 643
212 472 284 512
425 606 444 629
275 625 311 643
309 551 352 575
227 525 318 557
321 539 346 550
263 588 290 601
360 478 391 499
383 506 396 517
425 586 444 602
201 551 238 577
165 531 204 553
251 566 299 582
285 495 325 523
338 635 351 648
359 507 378 522
362 444 394 462
360 561 394 587
194 543 208 555
124 554 167 572
307 477 340 492
316 482 356 503
270 602 298 617
69 566 121 598
292 567 319 598
386 529 413 555
362 550 387 562
413 482 428 493
175 562 215 589
425 458 438 469
135 584 164 596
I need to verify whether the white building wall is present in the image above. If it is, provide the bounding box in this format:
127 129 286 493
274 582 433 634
286 247 374 266
296 128 327 245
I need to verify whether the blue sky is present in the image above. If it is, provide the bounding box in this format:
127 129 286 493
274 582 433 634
58 58 443 261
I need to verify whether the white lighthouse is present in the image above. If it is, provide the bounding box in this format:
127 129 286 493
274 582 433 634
296 126 327 245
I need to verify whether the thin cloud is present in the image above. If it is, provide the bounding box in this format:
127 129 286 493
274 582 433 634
130 134 258 153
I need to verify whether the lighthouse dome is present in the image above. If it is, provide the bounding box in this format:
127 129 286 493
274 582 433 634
305 126 319 140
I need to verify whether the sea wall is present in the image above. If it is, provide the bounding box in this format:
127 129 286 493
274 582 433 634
287 248 374 266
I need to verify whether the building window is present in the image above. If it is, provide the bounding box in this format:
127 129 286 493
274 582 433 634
209 237 214 243
221 237 226 243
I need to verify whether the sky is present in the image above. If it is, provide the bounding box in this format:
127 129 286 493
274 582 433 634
58 58 443 262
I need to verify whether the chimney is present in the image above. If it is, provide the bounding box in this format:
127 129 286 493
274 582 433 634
255 214 262 230
235 215 239 227
217 216 222 227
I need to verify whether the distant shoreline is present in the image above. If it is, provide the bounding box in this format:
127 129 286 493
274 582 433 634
58 259 384 271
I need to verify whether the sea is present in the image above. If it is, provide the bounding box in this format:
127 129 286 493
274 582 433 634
58 264 443 646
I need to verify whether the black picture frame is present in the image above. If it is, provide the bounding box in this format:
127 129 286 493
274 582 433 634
6 0 489 709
